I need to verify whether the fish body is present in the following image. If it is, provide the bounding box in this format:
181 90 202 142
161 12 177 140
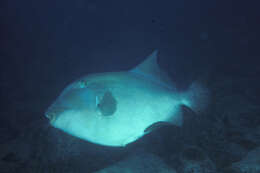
45 50 209 147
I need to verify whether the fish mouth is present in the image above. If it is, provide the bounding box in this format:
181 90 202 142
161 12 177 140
45 107 65 123
45 112 57 123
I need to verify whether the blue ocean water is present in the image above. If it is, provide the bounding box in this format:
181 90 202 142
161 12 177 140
0 0 260 172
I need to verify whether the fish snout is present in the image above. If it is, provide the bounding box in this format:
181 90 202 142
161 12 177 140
45 107 64 122
45 111 55 120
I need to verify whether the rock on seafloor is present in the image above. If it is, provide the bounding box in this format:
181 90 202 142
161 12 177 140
229 147 260 173
169 146 217 173
94 152 177 173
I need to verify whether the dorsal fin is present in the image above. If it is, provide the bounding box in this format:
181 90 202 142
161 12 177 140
130 50 173 88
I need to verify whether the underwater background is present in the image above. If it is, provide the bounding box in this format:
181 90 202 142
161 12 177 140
0 0 260 172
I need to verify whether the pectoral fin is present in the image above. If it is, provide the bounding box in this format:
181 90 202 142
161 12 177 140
144 121 174 134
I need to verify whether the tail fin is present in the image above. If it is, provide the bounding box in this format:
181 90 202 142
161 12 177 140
181 81 210 114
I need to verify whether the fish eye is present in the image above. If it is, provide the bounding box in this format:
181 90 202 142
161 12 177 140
78 80 88 88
